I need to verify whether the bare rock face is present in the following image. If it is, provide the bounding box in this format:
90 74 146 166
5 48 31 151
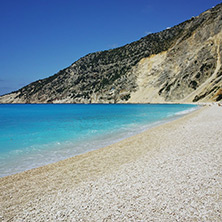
1 3 222 104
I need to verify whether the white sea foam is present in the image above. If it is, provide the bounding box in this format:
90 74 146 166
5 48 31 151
174 106 199 116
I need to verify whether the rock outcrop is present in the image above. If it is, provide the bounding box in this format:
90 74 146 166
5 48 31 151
1 3 222 104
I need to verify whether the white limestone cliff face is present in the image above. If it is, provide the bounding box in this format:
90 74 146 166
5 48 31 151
129 30 222 103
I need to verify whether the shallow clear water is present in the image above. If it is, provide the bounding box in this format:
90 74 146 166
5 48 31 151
0 104 198 177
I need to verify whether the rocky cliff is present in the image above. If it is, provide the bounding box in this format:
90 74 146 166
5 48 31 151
1 3 222 104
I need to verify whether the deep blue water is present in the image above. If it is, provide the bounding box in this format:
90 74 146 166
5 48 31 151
0 104 198 177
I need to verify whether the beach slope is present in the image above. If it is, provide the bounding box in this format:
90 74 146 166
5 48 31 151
0 105 222 221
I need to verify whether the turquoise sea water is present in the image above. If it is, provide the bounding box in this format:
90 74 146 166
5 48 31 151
0 104 198 177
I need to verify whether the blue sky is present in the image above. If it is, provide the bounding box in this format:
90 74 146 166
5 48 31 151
0 0 221 95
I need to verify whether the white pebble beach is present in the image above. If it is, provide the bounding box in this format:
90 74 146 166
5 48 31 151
0 104 222 221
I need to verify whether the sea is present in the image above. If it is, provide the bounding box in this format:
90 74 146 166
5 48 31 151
0 104 198 177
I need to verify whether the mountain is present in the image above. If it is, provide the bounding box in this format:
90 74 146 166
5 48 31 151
1 3 222 104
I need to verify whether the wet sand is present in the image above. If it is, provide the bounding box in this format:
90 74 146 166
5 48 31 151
0 104 222 221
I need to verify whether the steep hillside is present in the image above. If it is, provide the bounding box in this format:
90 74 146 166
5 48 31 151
1 3 222 104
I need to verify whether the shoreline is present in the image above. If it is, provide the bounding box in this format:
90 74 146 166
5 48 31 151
0 103 198 178
1 104 221 221
2 105 201 178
